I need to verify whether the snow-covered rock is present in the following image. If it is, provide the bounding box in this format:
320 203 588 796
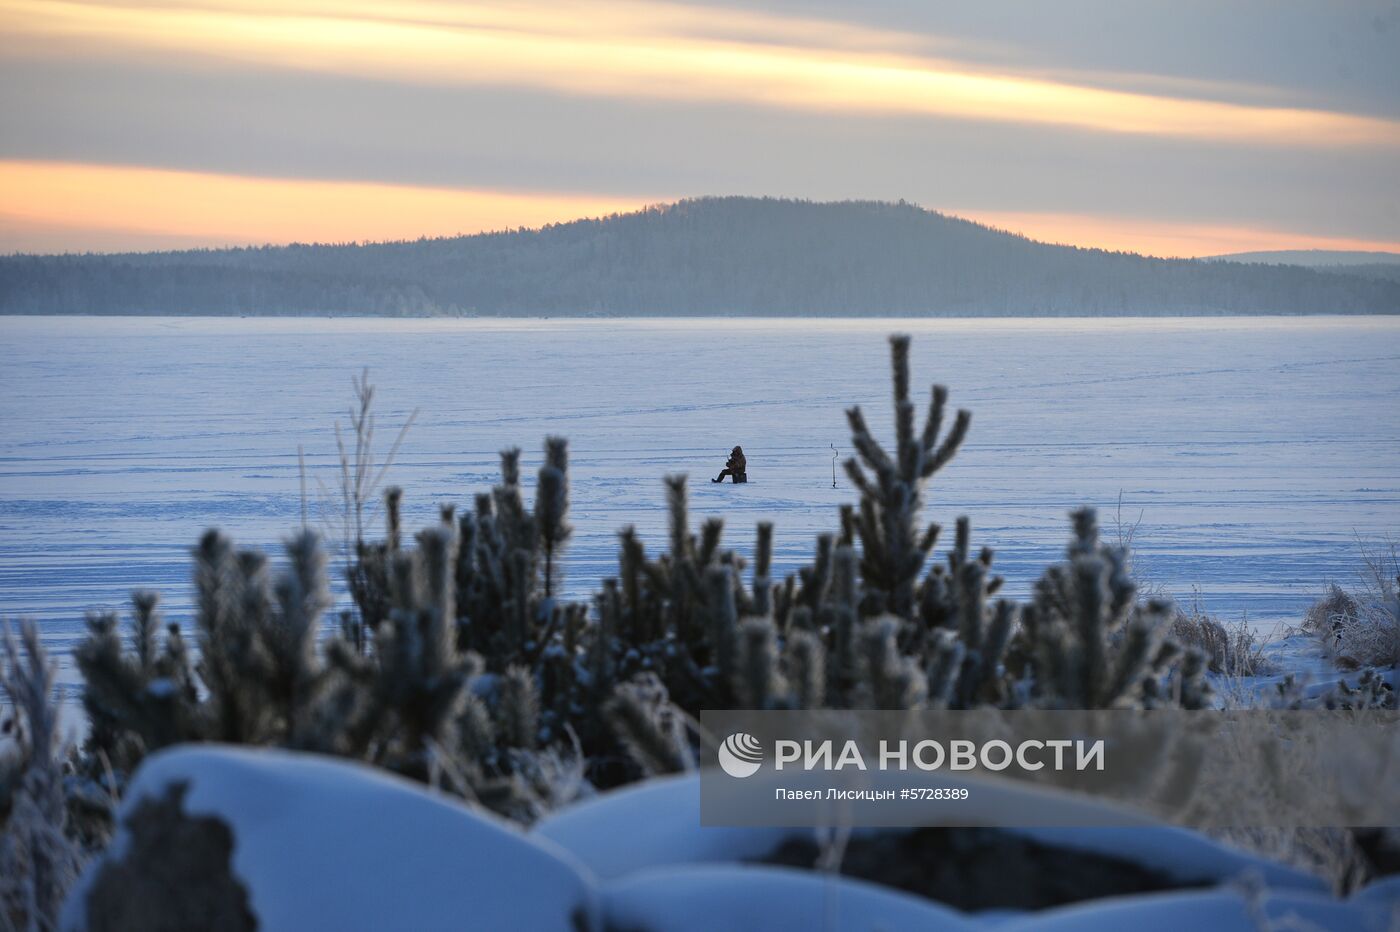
601 864 977 932
996 888 1388 932
62 745 599 931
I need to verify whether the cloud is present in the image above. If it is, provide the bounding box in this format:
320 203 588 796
3 0 1398 147
2 1 1397 254
0 160 654 252
954 209 1400 259
727 0 1400 119
7 57 1398 237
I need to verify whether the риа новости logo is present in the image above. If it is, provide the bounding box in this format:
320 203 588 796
718 733 764 778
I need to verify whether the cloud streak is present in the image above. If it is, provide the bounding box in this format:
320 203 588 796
2 1 1397 256
4 0 1398 147
955 209 1400 260
0 160 654 252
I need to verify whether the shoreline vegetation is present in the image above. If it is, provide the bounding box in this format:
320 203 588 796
2 334 1396 929
4 198 1400 317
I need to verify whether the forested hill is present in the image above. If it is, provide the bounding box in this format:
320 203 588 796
3 197 1399 316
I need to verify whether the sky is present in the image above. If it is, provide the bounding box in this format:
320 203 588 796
1 0 1398 257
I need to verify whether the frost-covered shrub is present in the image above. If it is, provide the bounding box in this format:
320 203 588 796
0 621 86 932
1303 584 1360 636
1303 543 1400 669
843 334 970 619
67 335 1220 827
1169 601 1272 678
1012 509 1212 709
76 474 596 822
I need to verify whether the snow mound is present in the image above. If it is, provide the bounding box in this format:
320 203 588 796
534 772 793 879
1351 873 1400 910
62 745 598 931
996 888 1387 932
535 771 1323 893
1008 826 1324 892
601 864 977 932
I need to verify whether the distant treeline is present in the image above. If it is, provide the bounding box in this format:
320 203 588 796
3 197 1398 316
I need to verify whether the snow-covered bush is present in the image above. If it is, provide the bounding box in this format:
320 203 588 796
1169 600 1272 678
1303 583 1361 636
1304 542 1400 669
1 621 86 931
68 335 1224 813
1014 509 1211 709
15 333 1393 925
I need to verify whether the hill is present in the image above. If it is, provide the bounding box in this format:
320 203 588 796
1203 249 1400 267
3 198 1398 316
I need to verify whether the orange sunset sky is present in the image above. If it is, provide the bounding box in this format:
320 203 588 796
1 0 1398 257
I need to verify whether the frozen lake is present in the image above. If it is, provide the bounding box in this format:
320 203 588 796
2 315 1398 682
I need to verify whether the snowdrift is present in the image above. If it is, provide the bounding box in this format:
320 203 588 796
61 746 1398 930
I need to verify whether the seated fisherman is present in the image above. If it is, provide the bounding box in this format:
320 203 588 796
711 445 747 483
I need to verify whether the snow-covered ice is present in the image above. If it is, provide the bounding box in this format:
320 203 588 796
2 315 1397 683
